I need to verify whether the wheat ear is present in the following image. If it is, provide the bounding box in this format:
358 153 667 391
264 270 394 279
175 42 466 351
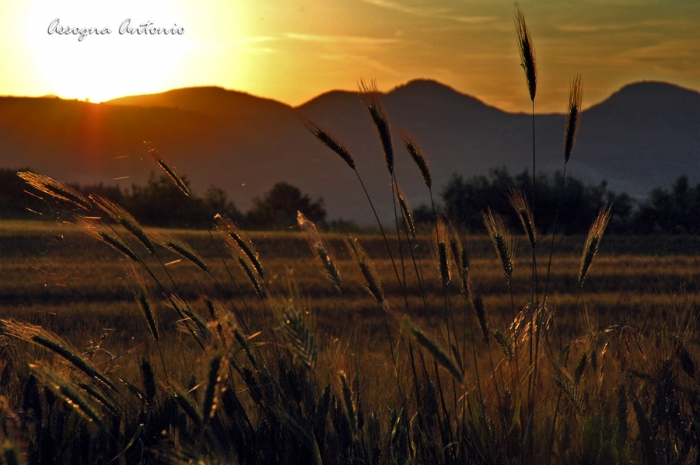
33 364 105 426
579 205 612 288
3 320 116 391
202 351 225 423
564 74 583 163
515 7 537 102
471 294 490 343
216 214 264 278
400 130 432 189
508 188 537 248
358 79 393 174
17 171 92 210
154 231 209 272
483 208 516 281
301 117 355 169
146 143 191 197
434 219 451 288
90 194 155 254
404 320 464 384
298 211 342 292
345 236 386 307
395 184 416 238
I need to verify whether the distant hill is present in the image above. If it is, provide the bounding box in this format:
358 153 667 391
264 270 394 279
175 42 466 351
1 80 698 225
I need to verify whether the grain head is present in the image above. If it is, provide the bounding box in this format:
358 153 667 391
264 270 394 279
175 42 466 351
358 79 394 174
515 6 537 102
301 117 356 170
483 208 516 281
400 130 432 189
564 74 583 163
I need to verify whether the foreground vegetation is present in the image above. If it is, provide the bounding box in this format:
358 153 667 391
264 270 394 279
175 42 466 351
2 190 700 465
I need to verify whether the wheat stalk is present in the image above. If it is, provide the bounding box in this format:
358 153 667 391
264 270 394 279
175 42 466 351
483 208 516 281
79 218 140 263
154 231 209 272
435 221 451 289
202 351 225 423
140 357 157 403
170 295 212 341
17 171 92 211
509 189 537 249
579 204 612 288
33 364 105 426
237 255 265 299
564 74 583 163
345 236 386 308
471 294 490 343
515 7 537 102
216 214 264 278
133 281 159 342
280 303 318 370
493 329 514 362
405 320 464 384
338 371 357 432
301 117 355 170
400 130 432 189
170 383 203 428
90 194 155 254
395 184 416 238
146 143 191 197
3 320 116 391
233 328 258 368
297 211 342 292
358 79 393 174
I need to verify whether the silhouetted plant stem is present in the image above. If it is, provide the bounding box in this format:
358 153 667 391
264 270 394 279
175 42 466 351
390 174 410 310
543 162 568 306
354 169 406 297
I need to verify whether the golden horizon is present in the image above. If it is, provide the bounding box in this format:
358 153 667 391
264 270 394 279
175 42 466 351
0 1 698 113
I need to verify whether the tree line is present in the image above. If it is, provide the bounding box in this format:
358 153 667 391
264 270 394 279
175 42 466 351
0 169 326 230
432 167 700 235
2 167 700 234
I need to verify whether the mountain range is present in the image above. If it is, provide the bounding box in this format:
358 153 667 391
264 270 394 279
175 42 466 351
1 80 699 224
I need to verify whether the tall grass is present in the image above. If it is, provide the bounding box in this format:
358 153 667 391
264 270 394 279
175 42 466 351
1 9 699 465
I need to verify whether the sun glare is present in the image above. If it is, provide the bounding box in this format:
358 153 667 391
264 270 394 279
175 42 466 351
25 0 189 101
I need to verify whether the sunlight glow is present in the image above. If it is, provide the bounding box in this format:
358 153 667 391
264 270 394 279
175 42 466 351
25 0 190 101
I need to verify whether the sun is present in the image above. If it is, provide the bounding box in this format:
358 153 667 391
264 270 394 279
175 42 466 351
25 0 189 102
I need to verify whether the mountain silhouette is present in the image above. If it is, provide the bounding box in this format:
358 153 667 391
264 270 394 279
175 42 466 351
1 80 698 224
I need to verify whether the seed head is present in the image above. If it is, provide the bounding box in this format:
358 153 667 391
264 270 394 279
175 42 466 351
345 236 385 307
515 7 537 102
579 204 612 288
395 184 415 238
359 79 393 174
483 208 516 281
564 74 583 163
508 188 536 248
18 171 92 210
400 130 432 189
146 143 190 197
301 117 356 170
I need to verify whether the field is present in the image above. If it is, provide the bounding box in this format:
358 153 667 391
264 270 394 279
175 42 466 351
4 220 700 336
2 216 700 464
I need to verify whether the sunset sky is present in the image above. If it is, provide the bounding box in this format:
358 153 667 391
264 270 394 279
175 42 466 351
0 0 698 113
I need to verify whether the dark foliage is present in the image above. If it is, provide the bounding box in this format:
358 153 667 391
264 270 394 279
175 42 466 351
6 167 700 234
439 167 634 234
246 182 326 230
632 176 700 234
